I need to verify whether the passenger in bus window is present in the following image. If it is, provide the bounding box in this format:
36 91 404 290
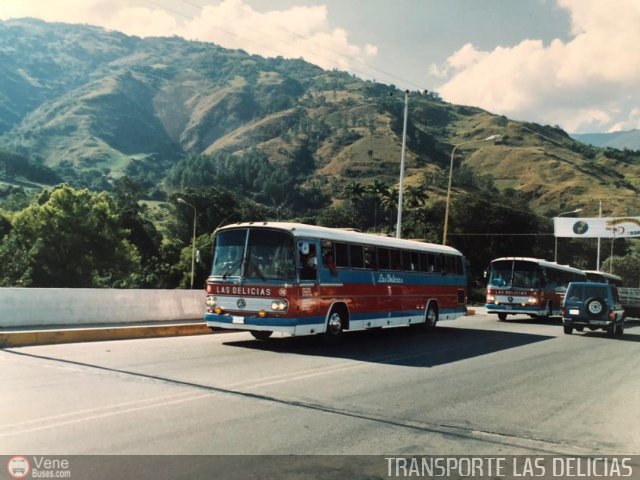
323 251 338 276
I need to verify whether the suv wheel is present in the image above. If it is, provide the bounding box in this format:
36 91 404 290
585 297 607 317
563 325 573 335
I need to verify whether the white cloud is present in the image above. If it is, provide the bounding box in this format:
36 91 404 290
0 0 377 73
432 0 640 133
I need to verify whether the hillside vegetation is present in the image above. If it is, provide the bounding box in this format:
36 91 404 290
0 18 639 290
1 18 639 218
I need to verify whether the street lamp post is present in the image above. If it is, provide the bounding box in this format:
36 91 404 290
177 197 197 289
396 90 409 239
442 134 501 245
554 208 582 263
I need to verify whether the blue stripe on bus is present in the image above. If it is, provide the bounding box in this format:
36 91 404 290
325 271 466 286
205 305 466 328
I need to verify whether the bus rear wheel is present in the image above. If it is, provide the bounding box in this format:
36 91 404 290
250 330 273 340
425 303 438 330
324 308 346 339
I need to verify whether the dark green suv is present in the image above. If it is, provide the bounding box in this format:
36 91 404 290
562 282 625 336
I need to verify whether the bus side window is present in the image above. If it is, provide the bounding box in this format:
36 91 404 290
378 247 391 270
321 241 338 276
456 257 464 275
390 249 402 270
364 245 377 270
334 242 349 268
410 252 420 272
401 250 412 271
350 245 365 269
419 253 429 272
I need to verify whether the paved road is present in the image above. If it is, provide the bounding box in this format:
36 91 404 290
2 313 639 456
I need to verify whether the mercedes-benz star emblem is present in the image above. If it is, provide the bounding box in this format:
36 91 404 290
237 298 246 309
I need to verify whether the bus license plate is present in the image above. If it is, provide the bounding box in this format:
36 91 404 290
232 316 245 324
569 309 579 315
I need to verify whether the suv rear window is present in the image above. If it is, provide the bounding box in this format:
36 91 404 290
566 284 607 301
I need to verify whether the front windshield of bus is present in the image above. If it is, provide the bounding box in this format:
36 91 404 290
211 228 296 281
488 260 541 289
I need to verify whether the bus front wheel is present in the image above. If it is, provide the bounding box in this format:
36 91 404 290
498 313 507 321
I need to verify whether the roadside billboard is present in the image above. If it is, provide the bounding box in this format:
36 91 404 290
554 217 640 238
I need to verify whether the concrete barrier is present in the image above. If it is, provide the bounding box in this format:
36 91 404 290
0 288 206 328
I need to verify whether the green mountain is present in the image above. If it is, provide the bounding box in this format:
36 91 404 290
1 18 639 218
572 129 640 150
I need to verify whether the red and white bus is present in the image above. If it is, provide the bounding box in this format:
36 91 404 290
485 257 586 321
204 222 468 339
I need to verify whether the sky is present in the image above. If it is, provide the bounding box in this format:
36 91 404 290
1 0 639 134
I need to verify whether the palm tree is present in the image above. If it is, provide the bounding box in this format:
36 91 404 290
405 184 428 209
405 185 429 237
344 181 365 226
366 180 389 231
379 186 399 234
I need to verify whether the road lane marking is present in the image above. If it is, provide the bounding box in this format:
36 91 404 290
0 392 216 437
0 391 199 430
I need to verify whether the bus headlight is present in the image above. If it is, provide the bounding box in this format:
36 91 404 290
271 299 288 312
205 296 218 308
486 294 495 303
527 296 538 305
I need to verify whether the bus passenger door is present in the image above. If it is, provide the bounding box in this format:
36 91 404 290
297 239 320 319
298 239 319 283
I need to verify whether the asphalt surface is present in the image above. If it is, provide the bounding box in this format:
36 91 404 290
2 312 639 459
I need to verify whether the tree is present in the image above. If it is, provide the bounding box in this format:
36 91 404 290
343 181 365 226
317 206 353 228
0 185 140 287
404 184 429 237
0 212 11 239
113 177 162 262
602 250 640 287
379 186 399 234
366 180 389 231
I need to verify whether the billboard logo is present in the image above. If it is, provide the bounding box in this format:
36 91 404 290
7 457 30 479
572 221 589 235
605 225 625 235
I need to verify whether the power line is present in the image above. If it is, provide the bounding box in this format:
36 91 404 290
148 0 288 58
148 0 425 91
199 0 426 89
